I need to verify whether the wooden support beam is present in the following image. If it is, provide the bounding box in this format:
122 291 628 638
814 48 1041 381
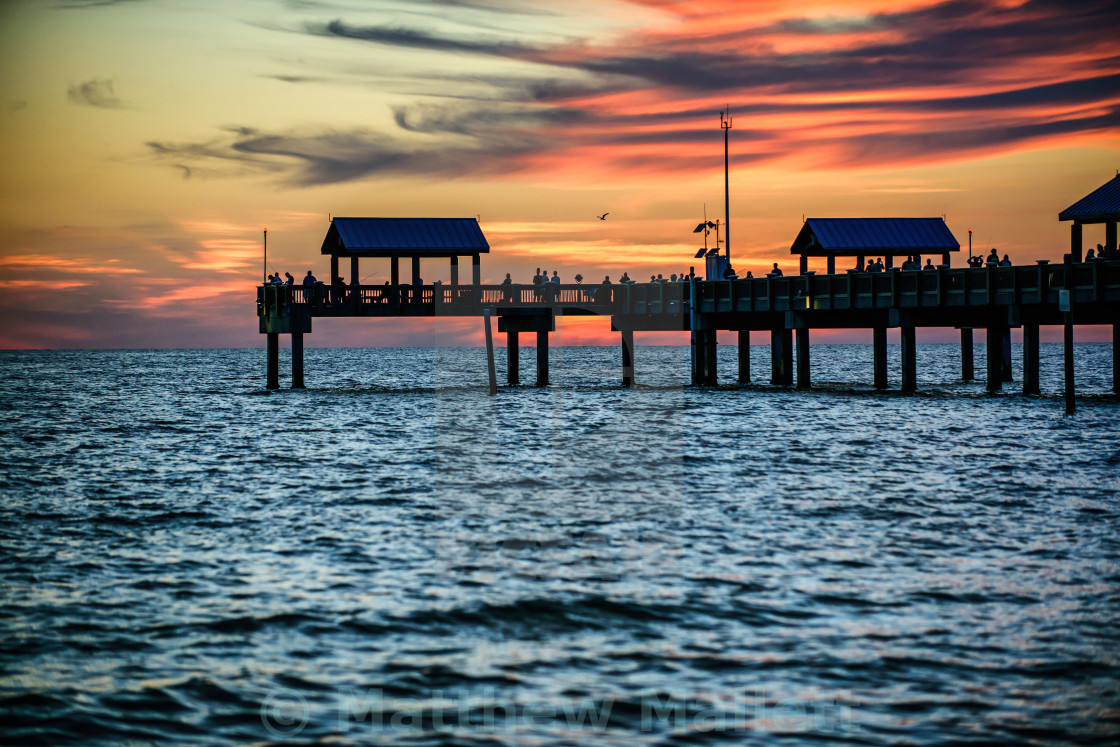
1113 322 1119 396
291 331 305 389
799 255 808 275
472 253 481 287
986 325 1002 392
621 329 634 387
705 330 718 385
330 254 339 283
391 257 399 286
1108 221 1117 255
1065 315 1075 414
536 330 549 386
507 330 519 386
1001 326 1014 382
1023 320 1040 395
411 256 421 286
961 328 974 381
737 330 750 384
1071 222 1083 263
770 328 783 385
451 256 459 288
900 325 916 392
266 333 279 390
795 327 810 389
484 308 497 396
690 330 701 385
827 256 835 275
350 256 359 287
873 326 887 389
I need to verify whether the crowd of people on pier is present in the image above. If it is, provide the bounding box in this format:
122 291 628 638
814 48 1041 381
266 242 1119 297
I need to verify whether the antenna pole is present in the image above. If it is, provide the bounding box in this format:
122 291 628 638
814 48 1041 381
263 229 267 283
968 229 972 262
721 107 732 261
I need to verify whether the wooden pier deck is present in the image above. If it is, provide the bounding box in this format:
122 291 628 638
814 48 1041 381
259 259 1120 407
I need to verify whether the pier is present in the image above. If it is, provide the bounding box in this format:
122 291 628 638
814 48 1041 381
258 179 1120 411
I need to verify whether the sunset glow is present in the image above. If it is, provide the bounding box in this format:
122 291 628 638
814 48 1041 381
0 0 1117 349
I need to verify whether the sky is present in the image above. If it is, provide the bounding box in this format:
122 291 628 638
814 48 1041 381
0 0 1118 349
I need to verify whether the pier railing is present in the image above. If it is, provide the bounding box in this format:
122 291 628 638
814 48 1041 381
258 261 1119 319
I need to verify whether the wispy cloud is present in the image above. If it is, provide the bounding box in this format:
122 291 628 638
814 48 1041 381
67 78 124 108
150 0 1120 185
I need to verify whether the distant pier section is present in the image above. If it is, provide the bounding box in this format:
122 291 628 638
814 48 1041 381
258 177 1120 411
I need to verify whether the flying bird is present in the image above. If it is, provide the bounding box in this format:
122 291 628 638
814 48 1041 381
597 212 609 220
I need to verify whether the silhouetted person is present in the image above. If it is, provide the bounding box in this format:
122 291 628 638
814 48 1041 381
924 259 935 270
999 254 1011 267
284 272 294 285
1086 247 1096 260
723 265 735 279
551 271 560 284
769 263 782 277
853 258 865 271
987 248 999 265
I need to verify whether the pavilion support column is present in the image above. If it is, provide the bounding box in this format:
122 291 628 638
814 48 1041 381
873 326 888 389
536 330 549 387
621 329 634 387
900 325 917 392
827 256 836 275
1023 317 1040 395
1107 221 1117 255
350 256 359 285
799 255 808 275
1070 222 1083 263
961 328 974 381
986 324 1003 393
472 253 481 288
450 256 459 289
291 331 305 389
737 330 750 384
795 327 811 390
411 256 421 286
330 254 339 284
390 257 400 306
507 330 519 386
266 333 279 390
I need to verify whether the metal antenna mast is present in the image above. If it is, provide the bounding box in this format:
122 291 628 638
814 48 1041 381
721 106 732 261
263 229 267 283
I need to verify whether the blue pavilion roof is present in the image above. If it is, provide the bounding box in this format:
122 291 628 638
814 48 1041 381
1059 175 1120 223
321 218 490 256
791 218 960 256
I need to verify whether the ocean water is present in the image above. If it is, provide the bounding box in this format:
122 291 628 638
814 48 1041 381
1 344 1118 746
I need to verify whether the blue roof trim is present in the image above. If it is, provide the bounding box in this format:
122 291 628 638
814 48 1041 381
1059 175 1120 222
791 218 959 254
321 218 490 255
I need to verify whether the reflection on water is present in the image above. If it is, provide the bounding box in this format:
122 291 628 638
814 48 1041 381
0 345 1117 745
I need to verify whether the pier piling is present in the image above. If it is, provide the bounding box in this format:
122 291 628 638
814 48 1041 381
986 325 1002 392
266 332 279 390
901 325 917 392
536 330 549 386
1114 323 1119 395
1065 315 1075 414
960 328 974 381
737 330 750 384
291 331 305 389
1023 319 1040 395
621 329 634 387
873 326 887 389
484 308 497 396
795 328 810 389
507 330 519 386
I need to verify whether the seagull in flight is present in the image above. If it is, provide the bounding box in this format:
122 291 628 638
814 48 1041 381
597 212 609 220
